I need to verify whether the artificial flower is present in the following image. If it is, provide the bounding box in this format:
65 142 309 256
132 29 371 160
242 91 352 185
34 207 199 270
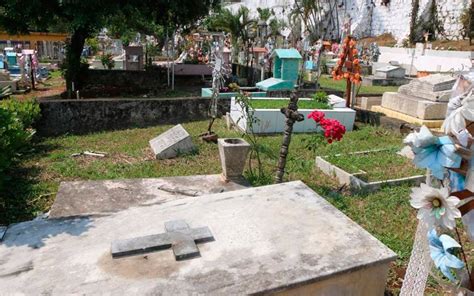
404 125 461 179
410 183 461 229
428 229 465 282
307 111 345 143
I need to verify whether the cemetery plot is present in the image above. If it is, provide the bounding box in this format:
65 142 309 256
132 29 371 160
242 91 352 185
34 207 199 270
230 97 356 134
316 149 425 191
249 98 331 110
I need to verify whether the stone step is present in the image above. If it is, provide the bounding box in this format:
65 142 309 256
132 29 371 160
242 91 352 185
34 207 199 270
398 84 452 102
381 92 447 120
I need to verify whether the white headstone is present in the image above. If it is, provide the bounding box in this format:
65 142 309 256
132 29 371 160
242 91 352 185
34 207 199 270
149 124 196 159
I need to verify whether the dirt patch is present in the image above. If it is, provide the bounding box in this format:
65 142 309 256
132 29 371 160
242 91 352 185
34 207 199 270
359 33 397 47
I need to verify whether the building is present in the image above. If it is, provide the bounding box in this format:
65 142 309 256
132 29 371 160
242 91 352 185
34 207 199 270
0 31 68 61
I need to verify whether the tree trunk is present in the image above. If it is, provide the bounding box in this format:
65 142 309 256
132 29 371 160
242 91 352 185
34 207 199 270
65 27 88 95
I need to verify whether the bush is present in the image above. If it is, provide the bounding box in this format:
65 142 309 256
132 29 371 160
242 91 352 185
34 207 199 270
100 53 115 70
312 91 329 104
0 99 41 190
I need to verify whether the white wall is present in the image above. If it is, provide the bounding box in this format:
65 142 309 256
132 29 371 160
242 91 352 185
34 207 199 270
224 0 470 42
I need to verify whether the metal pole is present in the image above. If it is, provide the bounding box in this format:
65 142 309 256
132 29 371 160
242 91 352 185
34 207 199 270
172 32 175 91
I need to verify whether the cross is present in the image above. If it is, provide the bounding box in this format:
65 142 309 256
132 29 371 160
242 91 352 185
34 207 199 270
111 220 214 260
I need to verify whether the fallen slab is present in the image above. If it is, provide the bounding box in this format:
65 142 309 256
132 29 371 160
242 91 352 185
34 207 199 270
49 174 250 218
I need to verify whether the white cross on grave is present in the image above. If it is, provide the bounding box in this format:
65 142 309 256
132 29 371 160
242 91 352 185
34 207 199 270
111 220 214 260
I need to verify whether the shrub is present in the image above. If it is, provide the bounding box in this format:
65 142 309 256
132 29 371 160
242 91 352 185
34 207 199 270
0 99 41 190
100 53 115 70
312 91 329 104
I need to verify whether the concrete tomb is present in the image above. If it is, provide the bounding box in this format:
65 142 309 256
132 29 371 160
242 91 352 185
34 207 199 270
0 181 396 294
0 70 18 92
380 74 456 120
149 124 196 159
363 65 409 87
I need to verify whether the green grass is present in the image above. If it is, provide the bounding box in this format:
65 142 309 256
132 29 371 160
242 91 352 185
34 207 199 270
250 99 331 110
319 75 399 95
0 119 450 292
325 149 425 182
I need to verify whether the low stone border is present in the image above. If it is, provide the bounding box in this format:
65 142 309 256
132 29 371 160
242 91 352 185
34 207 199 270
315 149 426 192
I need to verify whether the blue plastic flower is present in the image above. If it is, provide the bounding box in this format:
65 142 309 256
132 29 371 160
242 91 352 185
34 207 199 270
428 229 465 282
404 126 461 180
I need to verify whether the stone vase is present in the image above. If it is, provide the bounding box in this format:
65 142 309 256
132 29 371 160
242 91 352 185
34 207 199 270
218 138 251 181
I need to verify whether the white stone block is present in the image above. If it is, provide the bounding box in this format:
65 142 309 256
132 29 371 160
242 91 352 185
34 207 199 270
149 124 196 159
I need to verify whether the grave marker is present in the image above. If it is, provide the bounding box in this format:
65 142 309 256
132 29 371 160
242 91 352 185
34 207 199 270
149 124 196 159
111 220 214 260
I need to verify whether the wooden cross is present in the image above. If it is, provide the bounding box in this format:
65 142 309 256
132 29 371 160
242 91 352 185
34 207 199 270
275 92 305 183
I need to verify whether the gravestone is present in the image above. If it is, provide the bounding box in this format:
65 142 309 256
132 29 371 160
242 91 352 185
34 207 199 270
0 181 397 294
375 66 405 79
363 65 409 86
379 74 456 120
149 124 196 159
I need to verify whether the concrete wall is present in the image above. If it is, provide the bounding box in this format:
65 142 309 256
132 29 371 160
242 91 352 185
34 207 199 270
225 0 469 41
36 97 230 137
79 69 166 97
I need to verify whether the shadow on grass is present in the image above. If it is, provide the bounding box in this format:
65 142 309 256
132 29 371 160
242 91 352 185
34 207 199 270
0 141 60 225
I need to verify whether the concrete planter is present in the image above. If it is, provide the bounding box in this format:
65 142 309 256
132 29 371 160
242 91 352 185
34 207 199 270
218 138 251 180
201 88 267 99
315 149 425 192
230 97 356 134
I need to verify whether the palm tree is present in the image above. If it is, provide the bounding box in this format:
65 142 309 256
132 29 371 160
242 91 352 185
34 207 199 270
207 7 256 63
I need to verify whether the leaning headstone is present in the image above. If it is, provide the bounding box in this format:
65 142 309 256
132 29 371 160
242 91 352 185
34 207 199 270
149 124 196 159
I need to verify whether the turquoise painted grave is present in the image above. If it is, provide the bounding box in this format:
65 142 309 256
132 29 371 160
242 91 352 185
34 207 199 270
257 48 302 91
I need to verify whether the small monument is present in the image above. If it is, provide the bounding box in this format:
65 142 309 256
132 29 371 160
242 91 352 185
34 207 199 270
149 124 196 159
363 65 409 86
124 46 144 71
256 48 302 91
375 74 457 122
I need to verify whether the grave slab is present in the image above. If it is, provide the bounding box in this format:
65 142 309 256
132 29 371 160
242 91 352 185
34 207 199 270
398 84 452 102
149 124 195 159
49 174 250 218
0 181 396 295
381 92 447 120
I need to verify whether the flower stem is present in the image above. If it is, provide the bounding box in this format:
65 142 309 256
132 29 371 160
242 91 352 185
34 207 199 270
455 226 473 288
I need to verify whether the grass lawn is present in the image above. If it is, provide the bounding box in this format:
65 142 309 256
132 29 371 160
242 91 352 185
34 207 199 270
319 74 399 95
325 149 425 182
1 118 468 293
250 99 331 110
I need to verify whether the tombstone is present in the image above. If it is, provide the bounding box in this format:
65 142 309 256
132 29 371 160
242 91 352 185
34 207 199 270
375 66 406 79
0 181 397 294
124 46 143 71
149 124 196 159
378 74 457 120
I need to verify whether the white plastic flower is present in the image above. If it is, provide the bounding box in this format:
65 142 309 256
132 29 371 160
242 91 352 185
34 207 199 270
410 183 461 230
